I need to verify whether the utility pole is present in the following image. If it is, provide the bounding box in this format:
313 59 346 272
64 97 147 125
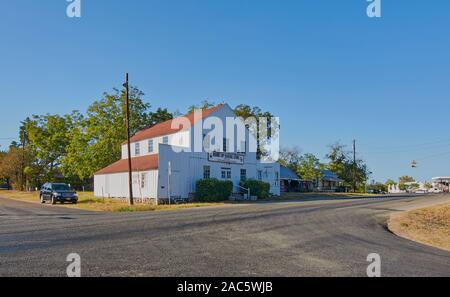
168 161 171 205
353 139 357 193
124 73 134 205
21 130 26 192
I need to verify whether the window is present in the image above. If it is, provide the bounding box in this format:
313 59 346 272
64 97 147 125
221 168 231 179
275 172 279 186
203 166 211 179
257 170 262 181
240 169 247 181
163 136 169 145
148 140 154 153
135 143 140 156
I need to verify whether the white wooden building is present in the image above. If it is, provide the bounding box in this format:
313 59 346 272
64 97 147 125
94 104 280 201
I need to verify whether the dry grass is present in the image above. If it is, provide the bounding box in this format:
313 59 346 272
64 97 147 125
0 190 224 212
389 202 450 251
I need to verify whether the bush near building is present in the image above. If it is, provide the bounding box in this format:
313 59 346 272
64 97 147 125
195 179 233 202
240 179 270 199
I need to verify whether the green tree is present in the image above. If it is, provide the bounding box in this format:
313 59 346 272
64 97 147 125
399 176 415 184
23 114 73 182
187 100 216 114
325 142 371 192
279 146 302 171
385 179 397 187
62 86 152 181
398 175 415 190
234 104 277 160
297 153 322 181
367 182 388 193
0 146 35 190
0 151 7 185
149 107 173 125
424 182 433 190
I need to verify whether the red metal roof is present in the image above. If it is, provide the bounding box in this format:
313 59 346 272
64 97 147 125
95 154 159 175
124 104 224 144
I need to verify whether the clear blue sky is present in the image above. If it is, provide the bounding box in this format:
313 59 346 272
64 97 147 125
1 0 450 182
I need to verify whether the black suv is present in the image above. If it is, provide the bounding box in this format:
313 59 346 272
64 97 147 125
40 183 78 205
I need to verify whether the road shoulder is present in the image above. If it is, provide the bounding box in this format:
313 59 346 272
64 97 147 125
388 197 450 252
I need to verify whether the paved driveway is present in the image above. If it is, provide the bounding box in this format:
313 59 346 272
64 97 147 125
0 194 449 276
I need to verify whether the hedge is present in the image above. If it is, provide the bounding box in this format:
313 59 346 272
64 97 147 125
195 178 233 202
240 179 270 199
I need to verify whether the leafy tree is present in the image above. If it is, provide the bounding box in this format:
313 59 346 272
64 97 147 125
187 100 216 114
23 114 72 182
385 179 397 187
0 151 7 185
149 108 173 125
62 86 152 181
325 142 371 192
297 153 322 181
399 176 415 184
424 182 433 190
0 146 35 190
279 146 302 171
234 104 277 160
367 183 388 193
398 176 415 191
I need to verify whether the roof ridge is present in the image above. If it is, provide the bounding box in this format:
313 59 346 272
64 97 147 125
124 104 224 144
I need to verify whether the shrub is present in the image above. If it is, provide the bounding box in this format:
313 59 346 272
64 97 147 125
240 179 270 199
195 179 233 202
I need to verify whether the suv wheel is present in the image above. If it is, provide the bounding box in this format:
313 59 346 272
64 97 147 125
51 196 56 205
40 194 45 204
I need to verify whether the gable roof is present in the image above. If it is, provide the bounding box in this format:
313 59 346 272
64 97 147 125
124 104 224 144
95 154 159 175
320 169 343 182
280 165 300 180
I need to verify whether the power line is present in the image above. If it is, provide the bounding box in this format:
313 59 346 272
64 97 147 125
416 150 450 161
365 138 450 151
366 141 450 154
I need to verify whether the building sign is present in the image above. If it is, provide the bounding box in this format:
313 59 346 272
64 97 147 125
208 151 244 164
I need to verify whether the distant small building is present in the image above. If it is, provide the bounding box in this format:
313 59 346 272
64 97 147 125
280 166 302 192
316 170 343 192
280 166 342 192
432 177 450 193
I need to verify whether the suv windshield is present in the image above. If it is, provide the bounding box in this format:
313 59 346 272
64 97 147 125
51 184 70 191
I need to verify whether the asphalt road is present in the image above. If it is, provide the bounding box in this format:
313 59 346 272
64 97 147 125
0 194 449 277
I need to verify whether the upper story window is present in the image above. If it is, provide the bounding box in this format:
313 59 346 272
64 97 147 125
257 170 262 181
135 143 140 156
163 136 169 145
148 140 154 153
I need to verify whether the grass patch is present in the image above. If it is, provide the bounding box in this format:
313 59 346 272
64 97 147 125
0 190 224 212
389 202 450 251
